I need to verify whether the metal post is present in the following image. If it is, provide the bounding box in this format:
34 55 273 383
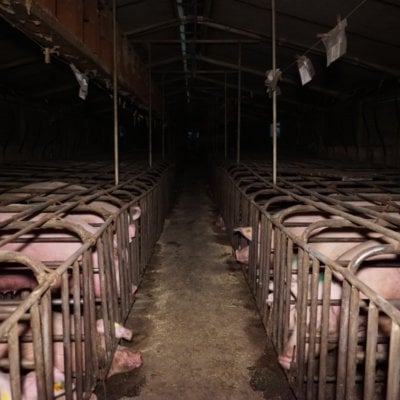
148 43 153 167
112 0 119 185
224 73 228 160
272 0 277 185
162 75 166 160
236 43 242 164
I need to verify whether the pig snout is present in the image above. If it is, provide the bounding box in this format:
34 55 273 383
96 319 133 341
234 246 249 264
108 346 142 377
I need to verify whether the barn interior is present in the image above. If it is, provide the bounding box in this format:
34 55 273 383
0 0 399 165
1 1 400 399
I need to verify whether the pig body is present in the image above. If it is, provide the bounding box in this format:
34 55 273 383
277 239 400 370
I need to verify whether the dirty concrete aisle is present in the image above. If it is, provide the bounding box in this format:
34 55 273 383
102 168 294 400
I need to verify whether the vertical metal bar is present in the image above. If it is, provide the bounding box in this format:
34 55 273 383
364 302 378 400
271 0 277 185
387 322 400 400
9 323 21 400
148 43 153 167
162 75 166 160
345 286 360 399
224 73 228 160
113 0 119 185
236 43 242 164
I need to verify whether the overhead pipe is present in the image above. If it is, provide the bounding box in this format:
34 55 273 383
113 0 119 185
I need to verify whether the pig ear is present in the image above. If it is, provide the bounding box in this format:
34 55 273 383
130 206 141 221
233 226 253 241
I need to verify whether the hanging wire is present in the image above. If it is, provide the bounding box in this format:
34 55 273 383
282 0 369 74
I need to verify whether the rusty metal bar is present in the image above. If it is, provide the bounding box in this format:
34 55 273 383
224 73 228 160
236 43 242 164
148 43 153 168
271 0 277 185
113 0 119 186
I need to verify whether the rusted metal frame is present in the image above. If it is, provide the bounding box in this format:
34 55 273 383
0 218 113 339
219 161 400 396
8 322 22 400
258 214 269 322
345 286 361 399
61 273 73 399
71 260 84 399
387 322 400 399
236 44 242 165
242 165 400 242
363 300 379 400
271 226 283 344
272 222 400 324
305 257 321 399
117 211 131 313
96 236 112 365
81 250 98 397
113 0 120 186
32 302 48 399
296 248 309 395
298 177 400 227
107 222 122 321
318 267 333 400
0 188 92 228
248 203 259 293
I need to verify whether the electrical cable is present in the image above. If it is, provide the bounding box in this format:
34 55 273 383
281 0 369 74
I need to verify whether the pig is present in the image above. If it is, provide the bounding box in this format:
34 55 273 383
0 211 137 297
277 239 400 370
0 367 94 400
233 226 253 264
18 312 140 384
215 216 226 231
107 346 142 377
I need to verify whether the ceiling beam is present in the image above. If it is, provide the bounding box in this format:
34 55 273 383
129 39 260 44
232 0 400 50
126 15 400 77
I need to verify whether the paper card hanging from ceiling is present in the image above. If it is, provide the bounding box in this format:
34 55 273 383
70 64 89 100
320 18 348 66
264 69 282 98
296 56 315 86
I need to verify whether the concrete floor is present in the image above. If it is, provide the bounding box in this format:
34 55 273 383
96 167 295 400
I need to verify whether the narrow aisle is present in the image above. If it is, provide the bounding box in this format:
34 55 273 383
108 170 293 400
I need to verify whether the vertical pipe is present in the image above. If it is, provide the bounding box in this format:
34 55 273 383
113 0 119 185
224 73 228 160
236 43 242 164
272 0 277 185
162 75 166 160
148 43 153 167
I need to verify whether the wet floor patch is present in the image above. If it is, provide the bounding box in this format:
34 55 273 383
248 345 295 400
94 370 146 400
